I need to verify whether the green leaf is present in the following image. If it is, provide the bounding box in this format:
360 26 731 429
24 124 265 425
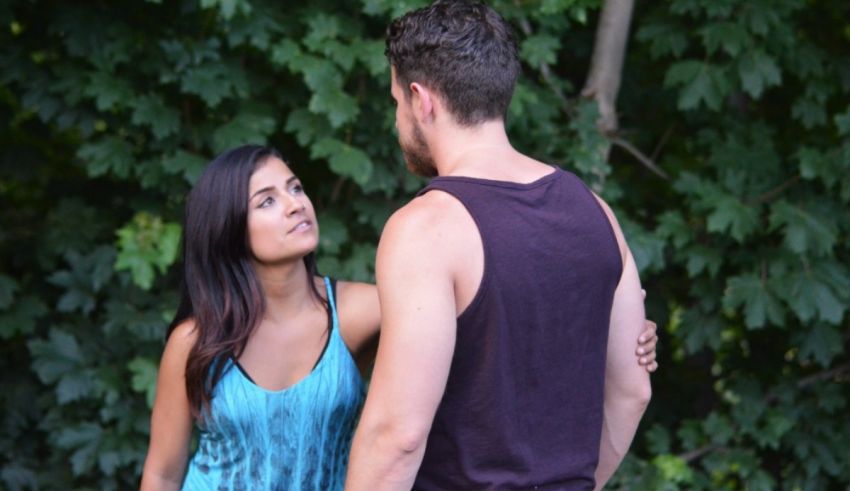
304 13 342 50
131 93 180 139
211 108 277 154
665 61 730 111
47 247 116 314
755 410 793 449
698 21 749 56
300 56 343 93
355 39 388 76
85 71 133 111
199 0 252 19
798 323 843 367
0 296 48 339
636 22 689 58
703 412 734 445
684 245 722 278
317 214 349 255
270 39 302 69
723 273 784 329
128 357 158 408
311 138 374 186
652 454 694 483
285 108 329 146
791 95 827 129
308 88 360 128
77 137 134 179
0 274 17 309
797 146 841 188
769 200 837 256
656 210 691 249
0 464 38 490
520 34 561 67
55 423 102 476
56 369 95 404
645 425 672 454
161 150 207 185
115 213 182 290
28 328 84 383
680 309 724 353
705 194 759 243
738 50 781 99
834 105 850 136
180 64 234 107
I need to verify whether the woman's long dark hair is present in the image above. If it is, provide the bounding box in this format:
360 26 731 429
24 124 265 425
168 144 325 420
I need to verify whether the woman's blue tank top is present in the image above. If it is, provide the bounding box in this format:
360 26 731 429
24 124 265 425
182 277 365 490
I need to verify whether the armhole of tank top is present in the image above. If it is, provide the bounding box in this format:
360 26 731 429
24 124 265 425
418 186 490 322
572 176 625 278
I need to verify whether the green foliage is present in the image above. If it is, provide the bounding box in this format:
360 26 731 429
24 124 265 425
0 0 847 489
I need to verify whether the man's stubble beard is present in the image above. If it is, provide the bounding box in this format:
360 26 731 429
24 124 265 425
400 119 438 178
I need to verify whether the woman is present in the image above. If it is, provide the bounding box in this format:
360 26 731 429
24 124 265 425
140 144 657 490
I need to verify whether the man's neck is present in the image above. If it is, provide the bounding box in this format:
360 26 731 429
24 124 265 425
431 119 517 177
429 118 553 183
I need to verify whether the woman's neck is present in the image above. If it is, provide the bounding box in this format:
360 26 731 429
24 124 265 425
253 259 319 324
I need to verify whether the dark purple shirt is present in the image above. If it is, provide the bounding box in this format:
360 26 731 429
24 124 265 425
413 168 623 490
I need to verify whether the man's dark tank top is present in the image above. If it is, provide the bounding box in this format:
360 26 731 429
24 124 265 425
413 168 623 490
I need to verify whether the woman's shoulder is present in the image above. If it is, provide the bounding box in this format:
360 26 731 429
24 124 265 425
335 280 376 304
327 279 380 356
165 318 199 355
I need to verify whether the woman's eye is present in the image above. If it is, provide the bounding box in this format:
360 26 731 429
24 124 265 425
259 196 274 208
291 184 304 194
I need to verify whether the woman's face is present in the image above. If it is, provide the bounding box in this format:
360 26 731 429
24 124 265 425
246 156 319 265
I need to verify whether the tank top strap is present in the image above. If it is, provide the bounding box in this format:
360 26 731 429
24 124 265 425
323 276 339 333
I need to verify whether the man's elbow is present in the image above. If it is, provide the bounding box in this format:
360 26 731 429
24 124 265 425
611 376 652 412
628 378 652 411
361 415 431 457
382 422 430 456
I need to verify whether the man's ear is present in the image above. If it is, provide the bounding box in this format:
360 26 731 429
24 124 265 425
409 82 434 123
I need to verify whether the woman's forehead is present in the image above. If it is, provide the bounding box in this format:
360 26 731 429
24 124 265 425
249 157 295 188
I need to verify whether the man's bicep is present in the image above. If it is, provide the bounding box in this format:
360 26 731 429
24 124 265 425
366 212 457 433
606 248 650 391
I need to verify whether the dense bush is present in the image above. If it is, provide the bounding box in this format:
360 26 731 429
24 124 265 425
0 0 847 489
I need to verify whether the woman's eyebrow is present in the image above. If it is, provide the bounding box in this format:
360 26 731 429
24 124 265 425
249 186 275 200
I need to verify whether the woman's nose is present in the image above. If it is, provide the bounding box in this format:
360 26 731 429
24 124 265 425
285 196 305 215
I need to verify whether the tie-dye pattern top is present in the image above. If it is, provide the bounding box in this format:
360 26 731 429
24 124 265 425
181 278 365 490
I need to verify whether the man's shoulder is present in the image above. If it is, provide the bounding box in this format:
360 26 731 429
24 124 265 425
377 190 477 273
386 189 470 238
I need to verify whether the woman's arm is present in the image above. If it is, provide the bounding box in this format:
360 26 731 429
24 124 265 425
139 321 197 491
335 281 381 374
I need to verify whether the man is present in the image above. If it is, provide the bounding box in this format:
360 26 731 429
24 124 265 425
346 1 652 489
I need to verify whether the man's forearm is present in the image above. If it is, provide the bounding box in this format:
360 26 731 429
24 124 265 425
593 395 650 490
345 423 427 491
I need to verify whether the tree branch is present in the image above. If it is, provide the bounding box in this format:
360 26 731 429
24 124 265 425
749 176 801 204
609 136 670 180
517 4 670 181
679 444 725 463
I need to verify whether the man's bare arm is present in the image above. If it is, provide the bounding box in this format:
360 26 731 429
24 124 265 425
345 200 458 490
593 199 652 489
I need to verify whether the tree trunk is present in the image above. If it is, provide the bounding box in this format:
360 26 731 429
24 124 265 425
581 0 635 136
